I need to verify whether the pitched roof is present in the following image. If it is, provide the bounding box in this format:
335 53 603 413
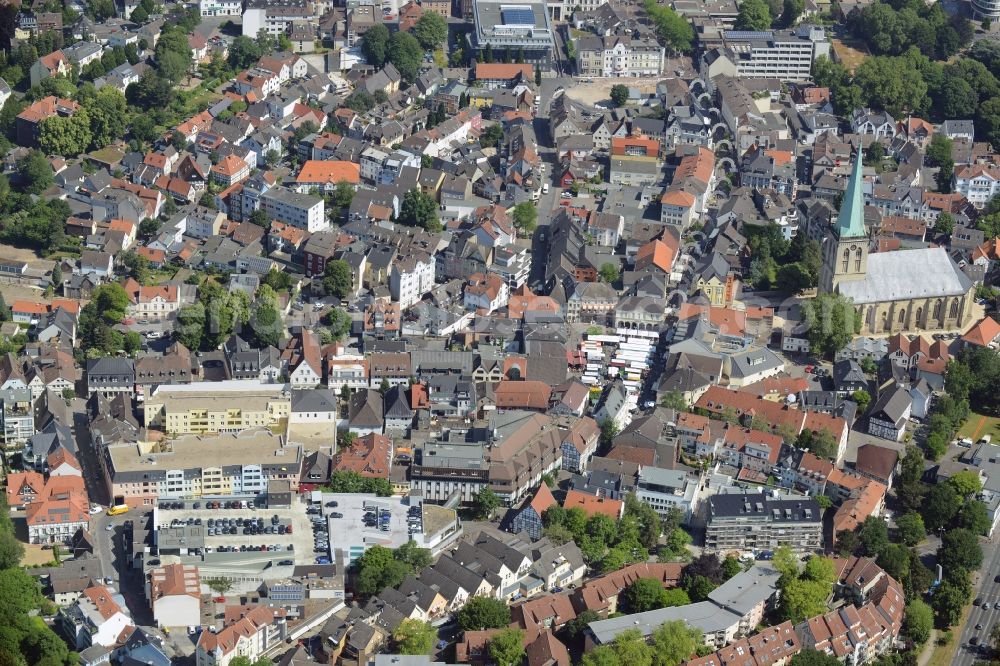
296 159 361 185
562 489 623 519
962 316 1000 347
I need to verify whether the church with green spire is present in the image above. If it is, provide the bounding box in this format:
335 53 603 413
818 154 977 335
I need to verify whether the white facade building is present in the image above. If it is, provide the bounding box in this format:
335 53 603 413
261 187 327 232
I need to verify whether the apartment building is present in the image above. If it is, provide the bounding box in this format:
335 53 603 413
142 381 292 434
410 442 489 503
149 564 201 628
705 493 823 552
200 0 242 14
261 186 326 232
196 605 288 666
104 429 302 506
128 285 181 321
576 34 665 78
703 26 830 81
635 467 699 522
953 164 1000 208
390 252 436 309
471 0 555 65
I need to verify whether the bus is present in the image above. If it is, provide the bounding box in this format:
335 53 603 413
107 504 129 516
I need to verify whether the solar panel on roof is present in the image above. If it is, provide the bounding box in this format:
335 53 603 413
501 6 535 24
723 30 773 39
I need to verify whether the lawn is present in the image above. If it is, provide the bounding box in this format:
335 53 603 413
830 37 869 73
959 412 1000 443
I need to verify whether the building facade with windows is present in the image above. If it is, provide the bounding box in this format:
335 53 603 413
705 493 823 552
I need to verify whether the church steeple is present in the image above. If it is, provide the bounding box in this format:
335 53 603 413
835 153 867 239
820 152 869 293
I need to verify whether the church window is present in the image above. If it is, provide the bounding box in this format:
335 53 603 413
841 248 849 272
854 248 863 272
898 309 905 323
933 300 942 319
950 300 960 319
915 307 922 325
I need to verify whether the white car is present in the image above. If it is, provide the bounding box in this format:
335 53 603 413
89 505 103 514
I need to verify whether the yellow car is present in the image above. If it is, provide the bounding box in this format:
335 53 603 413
106 505 129 516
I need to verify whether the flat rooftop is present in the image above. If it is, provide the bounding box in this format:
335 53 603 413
318 493 457 563
108 429 299 474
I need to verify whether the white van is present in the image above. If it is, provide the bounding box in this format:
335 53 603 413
542 183 549 194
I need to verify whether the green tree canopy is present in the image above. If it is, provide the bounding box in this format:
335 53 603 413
457 596 511 631
412 12 448 49
393 618 436 654
735 0 772 30
610 84 629 107
903 599 933 644
488 628 525 666
362 24 390 68
399 187 441 231
323 259 354 299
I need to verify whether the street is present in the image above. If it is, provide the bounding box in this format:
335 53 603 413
955 535 1000 665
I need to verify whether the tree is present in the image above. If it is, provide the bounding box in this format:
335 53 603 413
949 469 982 497
643 0 695 53
895 512 926 546
802 293 860 358
323 259 353 299
722 555 743 580
623 578 668 613
776 262 813 293
473 487 501 519
936 158 954 194
130 5 148 22
649 620 701 666
123 330 142 355
902 599 933 644
802 556 836 586
779 0 804 27
206 577 233 595
600 262 620 284
248 209 271 228
931 580 967 626
770 545 797 578
564 610 599 638
610 84 629 107
938 527 983 571
394 540 432 570
864 140 885 166
876 543 910 581
355 545 410 596
851 389 871 413
38 105 92 155
413 12 448 49
17 151 53 194
362 24 390 68
458 596 511 631
612 629 654 666
858 516 889 557
795 428 837 460
399 188 440 231
394 619 436 655
834 529 860 556
87 87 129 150
512 201 537 235
735 0 771 30
489 628 525 666
922 482 960 532
780 578 830 623
933 212 955 235
480 123 503 148
323 308 352 341
790 651 842 666
388 31 423 82
660 587 691 607
959 500 991 536
926 134 953 166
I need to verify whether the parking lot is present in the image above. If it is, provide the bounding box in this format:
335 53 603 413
154 501 317 564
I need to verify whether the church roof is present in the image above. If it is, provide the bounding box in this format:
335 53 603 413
836 154 866 239
838 247 972 304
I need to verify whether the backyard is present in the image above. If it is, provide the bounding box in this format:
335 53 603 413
959 412 1000 443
